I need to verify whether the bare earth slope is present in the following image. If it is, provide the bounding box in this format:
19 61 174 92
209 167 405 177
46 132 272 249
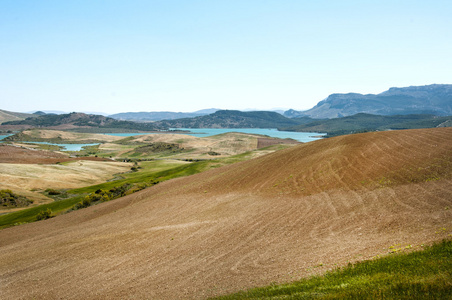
0 144 111 164
0 128 451 299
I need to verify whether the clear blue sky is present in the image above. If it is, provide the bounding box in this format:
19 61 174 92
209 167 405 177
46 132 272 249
1 0 451 114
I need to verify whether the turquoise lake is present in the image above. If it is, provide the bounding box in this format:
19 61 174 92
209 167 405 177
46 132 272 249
20 141 100 151
0 134 12 140
0 129 325 149
0 134 97 151
106 128 325 142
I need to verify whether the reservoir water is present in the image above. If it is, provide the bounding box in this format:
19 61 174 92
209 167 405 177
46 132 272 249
0 135 98 151
19 141 100 151
106 128 325 143
0 129 324 147
0 134 13 140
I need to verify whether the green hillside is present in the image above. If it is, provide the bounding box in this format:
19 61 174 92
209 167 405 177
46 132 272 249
156 110 305 129
0 109 35 124
2 112 164 131
283 113 452 137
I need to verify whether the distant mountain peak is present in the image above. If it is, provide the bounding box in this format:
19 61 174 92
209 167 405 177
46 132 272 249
285 84 452 119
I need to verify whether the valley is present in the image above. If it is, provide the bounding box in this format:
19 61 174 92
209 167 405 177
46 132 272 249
0 127 451 299
1 85 451 299
0 129 299 219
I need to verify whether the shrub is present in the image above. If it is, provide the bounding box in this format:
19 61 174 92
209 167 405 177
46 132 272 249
207 151 221 156
45 188 61 195
36 208 52 220
1 189 33 207
73 197 92 210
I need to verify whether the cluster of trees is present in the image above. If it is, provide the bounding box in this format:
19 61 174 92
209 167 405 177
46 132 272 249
1 189 33 207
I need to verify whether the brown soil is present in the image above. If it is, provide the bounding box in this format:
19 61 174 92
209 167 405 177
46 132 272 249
257 137 300 148
1 128 451 299
17 129 124 142
120 132 278 159
0 144 111 164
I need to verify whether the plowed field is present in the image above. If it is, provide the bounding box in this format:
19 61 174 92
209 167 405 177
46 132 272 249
0 128 451 299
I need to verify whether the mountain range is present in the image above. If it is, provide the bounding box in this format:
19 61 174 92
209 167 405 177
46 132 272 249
109 108 220 121
285 84 452 119
2 84 451 135
1 112 163 132
154 110 303 129
1 110 305 131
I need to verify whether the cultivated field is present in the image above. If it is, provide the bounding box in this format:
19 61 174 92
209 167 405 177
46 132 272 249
0 145 132 212
15 129 124 142
0 131 296 214
5 129 300 160
100 132 299 160
0 128 451 299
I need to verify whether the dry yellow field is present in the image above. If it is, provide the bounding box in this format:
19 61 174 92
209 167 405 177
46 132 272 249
0 160 131 212
103 132 298 159
18 129 124 142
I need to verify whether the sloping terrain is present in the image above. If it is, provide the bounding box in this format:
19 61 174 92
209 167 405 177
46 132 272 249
109 109 219 121
283 113 452 137
0 109 35 123
0 145 132 210
109 132 299 159
3 129 124 143
285 84 452 118
155 110 302 129
0 128 451 299
0 144 112 164
1 112 163 131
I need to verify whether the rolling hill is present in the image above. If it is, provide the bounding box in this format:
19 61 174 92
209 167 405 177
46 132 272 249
285 84 452 119
0 109 36 124
1 112 164 131
109 108 220 121
283 113 452 137
1 110 304 131
0 127 451 299
155 109 303 129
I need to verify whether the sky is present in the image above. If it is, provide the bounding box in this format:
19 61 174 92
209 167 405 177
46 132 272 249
1 0 451 115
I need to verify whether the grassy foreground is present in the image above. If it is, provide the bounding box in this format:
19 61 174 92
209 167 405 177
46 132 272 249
213 239 452 299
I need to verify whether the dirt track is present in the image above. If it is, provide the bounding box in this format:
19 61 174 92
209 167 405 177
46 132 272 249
0 128 451 299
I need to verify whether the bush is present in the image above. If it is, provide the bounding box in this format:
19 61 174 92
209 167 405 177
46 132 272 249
73 197 92 210
1 189 33 207
207 151 221 156
45 188 61 195
36 208 52 220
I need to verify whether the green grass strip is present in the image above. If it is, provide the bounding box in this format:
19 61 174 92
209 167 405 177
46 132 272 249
0 160 213 229
0 196 83 229
212 239 452 299
0 149 272 230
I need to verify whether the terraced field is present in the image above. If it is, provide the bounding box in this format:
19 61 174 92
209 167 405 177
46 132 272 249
0 128 451 299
